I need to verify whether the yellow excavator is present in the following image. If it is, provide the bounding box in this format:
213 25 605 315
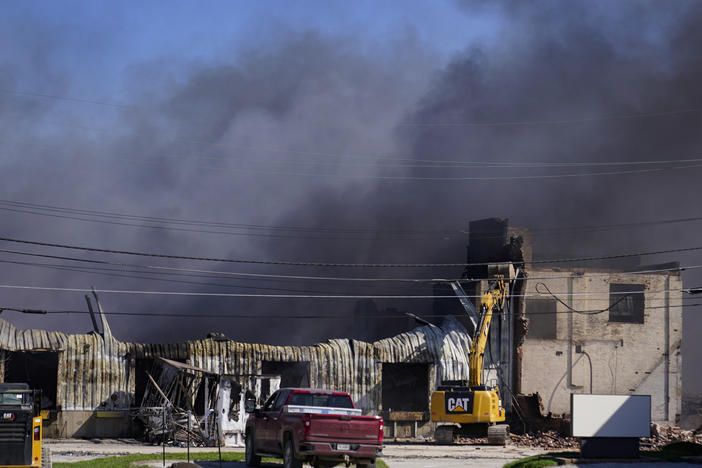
430 264 513 445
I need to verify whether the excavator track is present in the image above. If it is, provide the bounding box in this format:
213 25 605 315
487 424 510 446
434 425 455 444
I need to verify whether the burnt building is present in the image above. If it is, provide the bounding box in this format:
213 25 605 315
0 313 473 439
0 217 684 439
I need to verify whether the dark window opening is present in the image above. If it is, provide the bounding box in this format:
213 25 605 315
609 283 645 324
381 363 429 412
526 299 558 339
261 361 310 387
193 376 218 415
4 351 59 409
133 358 155 407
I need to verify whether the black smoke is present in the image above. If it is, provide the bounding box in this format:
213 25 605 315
0 2 701 393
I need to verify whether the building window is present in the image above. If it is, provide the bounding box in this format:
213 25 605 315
4 351 59 409
381 363 429 412
525 299 558 339
261 361 310 388
609 283 645 324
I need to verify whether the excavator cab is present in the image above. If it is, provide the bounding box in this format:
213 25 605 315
0 383 51 468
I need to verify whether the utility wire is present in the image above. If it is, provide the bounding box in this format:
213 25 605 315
1 247 697 283
0 283 686 299
5 87 701 126
7 129 702 170
5 258 697 300
400 106 702 127
0 303 699 320
0 199 451 235
1 235 701 268
0 205 450 242
2 199 702 242
0 247 698 286
535 282 634 315
0 258 368 296
114 155 677 181
0 89 131 109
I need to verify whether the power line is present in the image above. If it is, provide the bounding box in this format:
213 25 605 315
400 106 702 127
0 248 458 282
1 235 701 268
7 126 702 171
1 248 697 287
115 154 678 181
0 302 699 321
3 140 687 181
0 89 131 109
5 257 696 301
2 199 702 243
0 199 451 235
0 282 686 299
0 258 369 296
0 204 454 242
5 86 702 127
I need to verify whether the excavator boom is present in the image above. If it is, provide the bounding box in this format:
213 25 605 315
469 280 506 387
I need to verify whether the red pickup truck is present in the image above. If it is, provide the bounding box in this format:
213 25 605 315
244 388 383 468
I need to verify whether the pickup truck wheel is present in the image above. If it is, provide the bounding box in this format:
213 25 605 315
283 439 303 468
245 432 261 467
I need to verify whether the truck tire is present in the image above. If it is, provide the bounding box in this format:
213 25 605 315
487 424 510 446
245 432 261 467
356 461 376 468
41 446 52 468
314 462 337 468
283 439 302 468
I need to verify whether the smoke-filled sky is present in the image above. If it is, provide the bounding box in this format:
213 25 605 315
1 0 701 395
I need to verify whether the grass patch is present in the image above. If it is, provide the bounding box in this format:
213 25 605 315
54 452 246 468
505 441 702 468
503 451 578 468
502 455 558 468
642 441 702 462
54 451 389 468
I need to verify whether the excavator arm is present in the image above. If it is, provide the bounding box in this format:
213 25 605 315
468 279 507 387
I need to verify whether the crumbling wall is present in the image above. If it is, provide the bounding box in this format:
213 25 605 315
521 269 683 424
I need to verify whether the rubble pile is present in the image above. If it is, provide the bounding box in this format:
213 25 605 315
504 424 701 450
510 430 578 449
641 423 701 450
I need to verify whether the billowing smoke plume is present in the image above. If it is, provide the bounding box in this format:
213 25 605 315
1 0 701 400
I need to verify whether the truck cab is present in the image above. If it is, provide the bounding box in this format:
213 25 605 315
245 388 383 468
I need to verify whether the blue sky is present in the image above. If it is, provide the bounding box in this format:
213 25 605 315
3 0 499 100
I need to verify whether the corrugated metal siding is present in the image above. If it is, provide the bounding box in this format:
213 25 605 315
0 317 471 412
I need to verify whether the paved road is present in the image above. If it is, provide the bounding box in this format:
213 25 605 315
381 443 544 468
48 439 544 467
49 439 699 468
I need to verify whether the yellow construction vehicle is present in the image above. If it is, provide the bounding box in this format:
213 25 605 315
430 264 513 445
0 383 51 468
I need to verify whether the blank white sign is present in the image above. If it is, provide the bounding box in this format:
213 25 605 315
571 394 651 437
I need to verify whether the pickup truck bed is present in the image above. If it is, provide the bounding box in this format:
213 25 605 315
245 388 383 468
